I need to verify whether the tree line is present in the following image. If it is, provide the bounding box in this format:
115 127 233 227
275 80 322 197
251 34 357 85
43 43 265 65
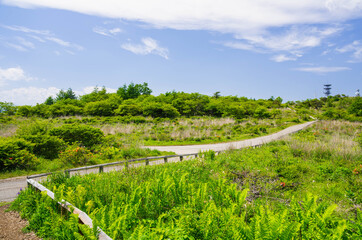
0 82 361 120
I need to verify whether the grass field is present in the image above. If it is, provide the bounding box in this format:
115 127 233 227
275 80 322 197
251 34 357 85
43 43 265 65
11 120 362 239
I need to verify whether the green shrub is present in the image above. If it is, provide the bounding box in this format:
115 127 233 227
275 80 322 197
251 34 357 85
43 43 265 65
59 145 96 166
17 106 33 117
49 124 104 148
0 138 38 170
254 106 271 119
16 120 52 136
84 100 115 116
143 102 180 118
348 97 362 116
22 135 66 159
114 103 142 116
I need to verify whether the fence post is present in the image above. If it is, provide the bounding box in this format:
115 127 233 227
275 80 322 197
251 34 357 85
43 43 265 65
164 157 168 163
146 159 149 166
99 166 103 173
180 156 183 162
194 154 198 158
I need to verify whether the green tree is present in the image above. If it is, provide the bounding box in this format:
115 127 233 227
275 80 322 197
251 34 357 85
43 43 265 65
117 82 152 100
0 102 17 116
44 96 54 105
79 87 108 103
55 88 77 101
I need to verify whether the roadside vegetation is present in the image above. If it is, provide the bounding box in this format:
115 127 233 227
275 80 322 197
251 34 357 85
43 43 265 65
11 120 361 239
0 83 361 178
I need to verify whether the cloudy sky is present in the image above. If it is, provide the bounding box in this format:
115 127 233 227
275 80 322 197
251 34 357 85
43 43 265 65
0 0 361 105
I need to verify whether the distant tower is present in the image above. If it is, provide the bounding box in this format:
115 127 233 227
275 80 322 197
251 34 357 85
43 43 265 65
356 89 360 97
324 84 332 97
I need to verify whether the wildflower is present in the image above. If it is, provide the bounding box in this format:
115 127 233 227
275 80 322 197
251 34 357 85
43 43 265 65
280 182 286 187
353 169 359 175
9 157 12 160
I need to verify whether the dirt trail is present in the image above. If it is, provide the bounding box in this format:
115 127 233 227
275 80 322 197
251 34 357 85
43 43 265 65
0 204 40 240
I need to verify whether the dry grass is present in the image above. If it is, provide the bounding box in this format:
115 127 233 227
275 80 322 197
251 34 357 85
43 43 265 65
98 117 290 143
286 120 362 160
0 125 18 137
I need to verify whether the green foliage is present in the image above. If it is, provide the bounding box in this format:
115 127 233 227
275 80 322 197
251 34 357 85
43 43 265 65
59 144 96 166
55 88 77 101
0 101 17 116
117 82 152 100
49 124 104 147
114 101 143 116
349 97 362 116
79 87 108 103
22 135 66 159
143 102 180 118
0 137 38 170
44 96 54 105
84 100 114 116
16 105 32 117
254 106 271 119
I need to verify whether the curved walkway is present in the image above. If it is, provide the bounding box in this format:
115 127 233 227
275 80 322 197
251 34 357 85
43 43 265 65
0 121 316 202
145 121 317 154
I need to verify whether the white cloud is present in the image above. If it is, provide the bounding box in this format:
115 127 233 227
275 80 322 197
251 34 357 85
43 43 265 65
2 25 51 35
2 25 84 52
336 40 362 62
0 66 35 86
271 54 298 62
46 37 84 51
5 42 27 51
0 87 60 105
16 37 35 49
3 1 362 59
93 26 122 37
3 1 362 34
294 66 351 73
121 38 169 59
226 26 342 57
0 86 118 105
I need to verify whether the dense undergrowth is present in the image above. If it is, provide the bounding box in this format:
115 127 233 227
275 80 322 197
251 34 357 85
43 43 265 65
0 119 167 179
0 109 305 178
11 120 362 239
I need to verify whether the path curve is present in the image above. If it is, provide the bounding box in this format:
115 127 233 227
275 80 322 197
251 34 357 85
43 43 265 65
0 121 316 202
145 121 317 154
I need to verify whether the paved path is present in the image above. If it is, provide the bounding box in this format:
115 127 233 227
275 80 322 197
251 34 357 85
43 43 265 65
146 121 317 154
0 121 316 202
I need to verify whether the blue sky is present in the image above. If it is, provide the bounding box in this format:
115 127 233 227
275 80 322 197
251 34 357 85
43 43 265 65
0 0 361 105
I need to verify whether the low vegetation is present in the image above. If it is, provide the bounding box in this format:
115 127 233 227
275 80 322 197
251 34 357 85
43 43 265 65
11 120 362 239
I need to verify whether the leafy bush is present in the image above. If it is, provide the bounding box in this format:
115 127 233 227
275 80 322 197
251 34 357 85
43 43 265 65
254 106 271 119
59 144 96 166
0 138 38 170
349 97 362 116
22 135 66 159
143 102 180 118
114 103 142 116
49 124 104 148
84 100 115 116
16 120 52 136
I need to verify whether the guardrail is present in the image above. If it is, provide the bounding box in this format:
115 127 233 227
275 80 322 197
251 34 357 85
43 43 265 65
25 144 264 239
27 146 265 180
24 120 316 239
27 152 205 179
27 179 112 240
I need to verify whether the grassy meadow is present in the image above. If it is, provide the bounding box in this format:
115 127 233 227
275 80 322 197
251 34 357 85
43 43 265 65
11 120 362 239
